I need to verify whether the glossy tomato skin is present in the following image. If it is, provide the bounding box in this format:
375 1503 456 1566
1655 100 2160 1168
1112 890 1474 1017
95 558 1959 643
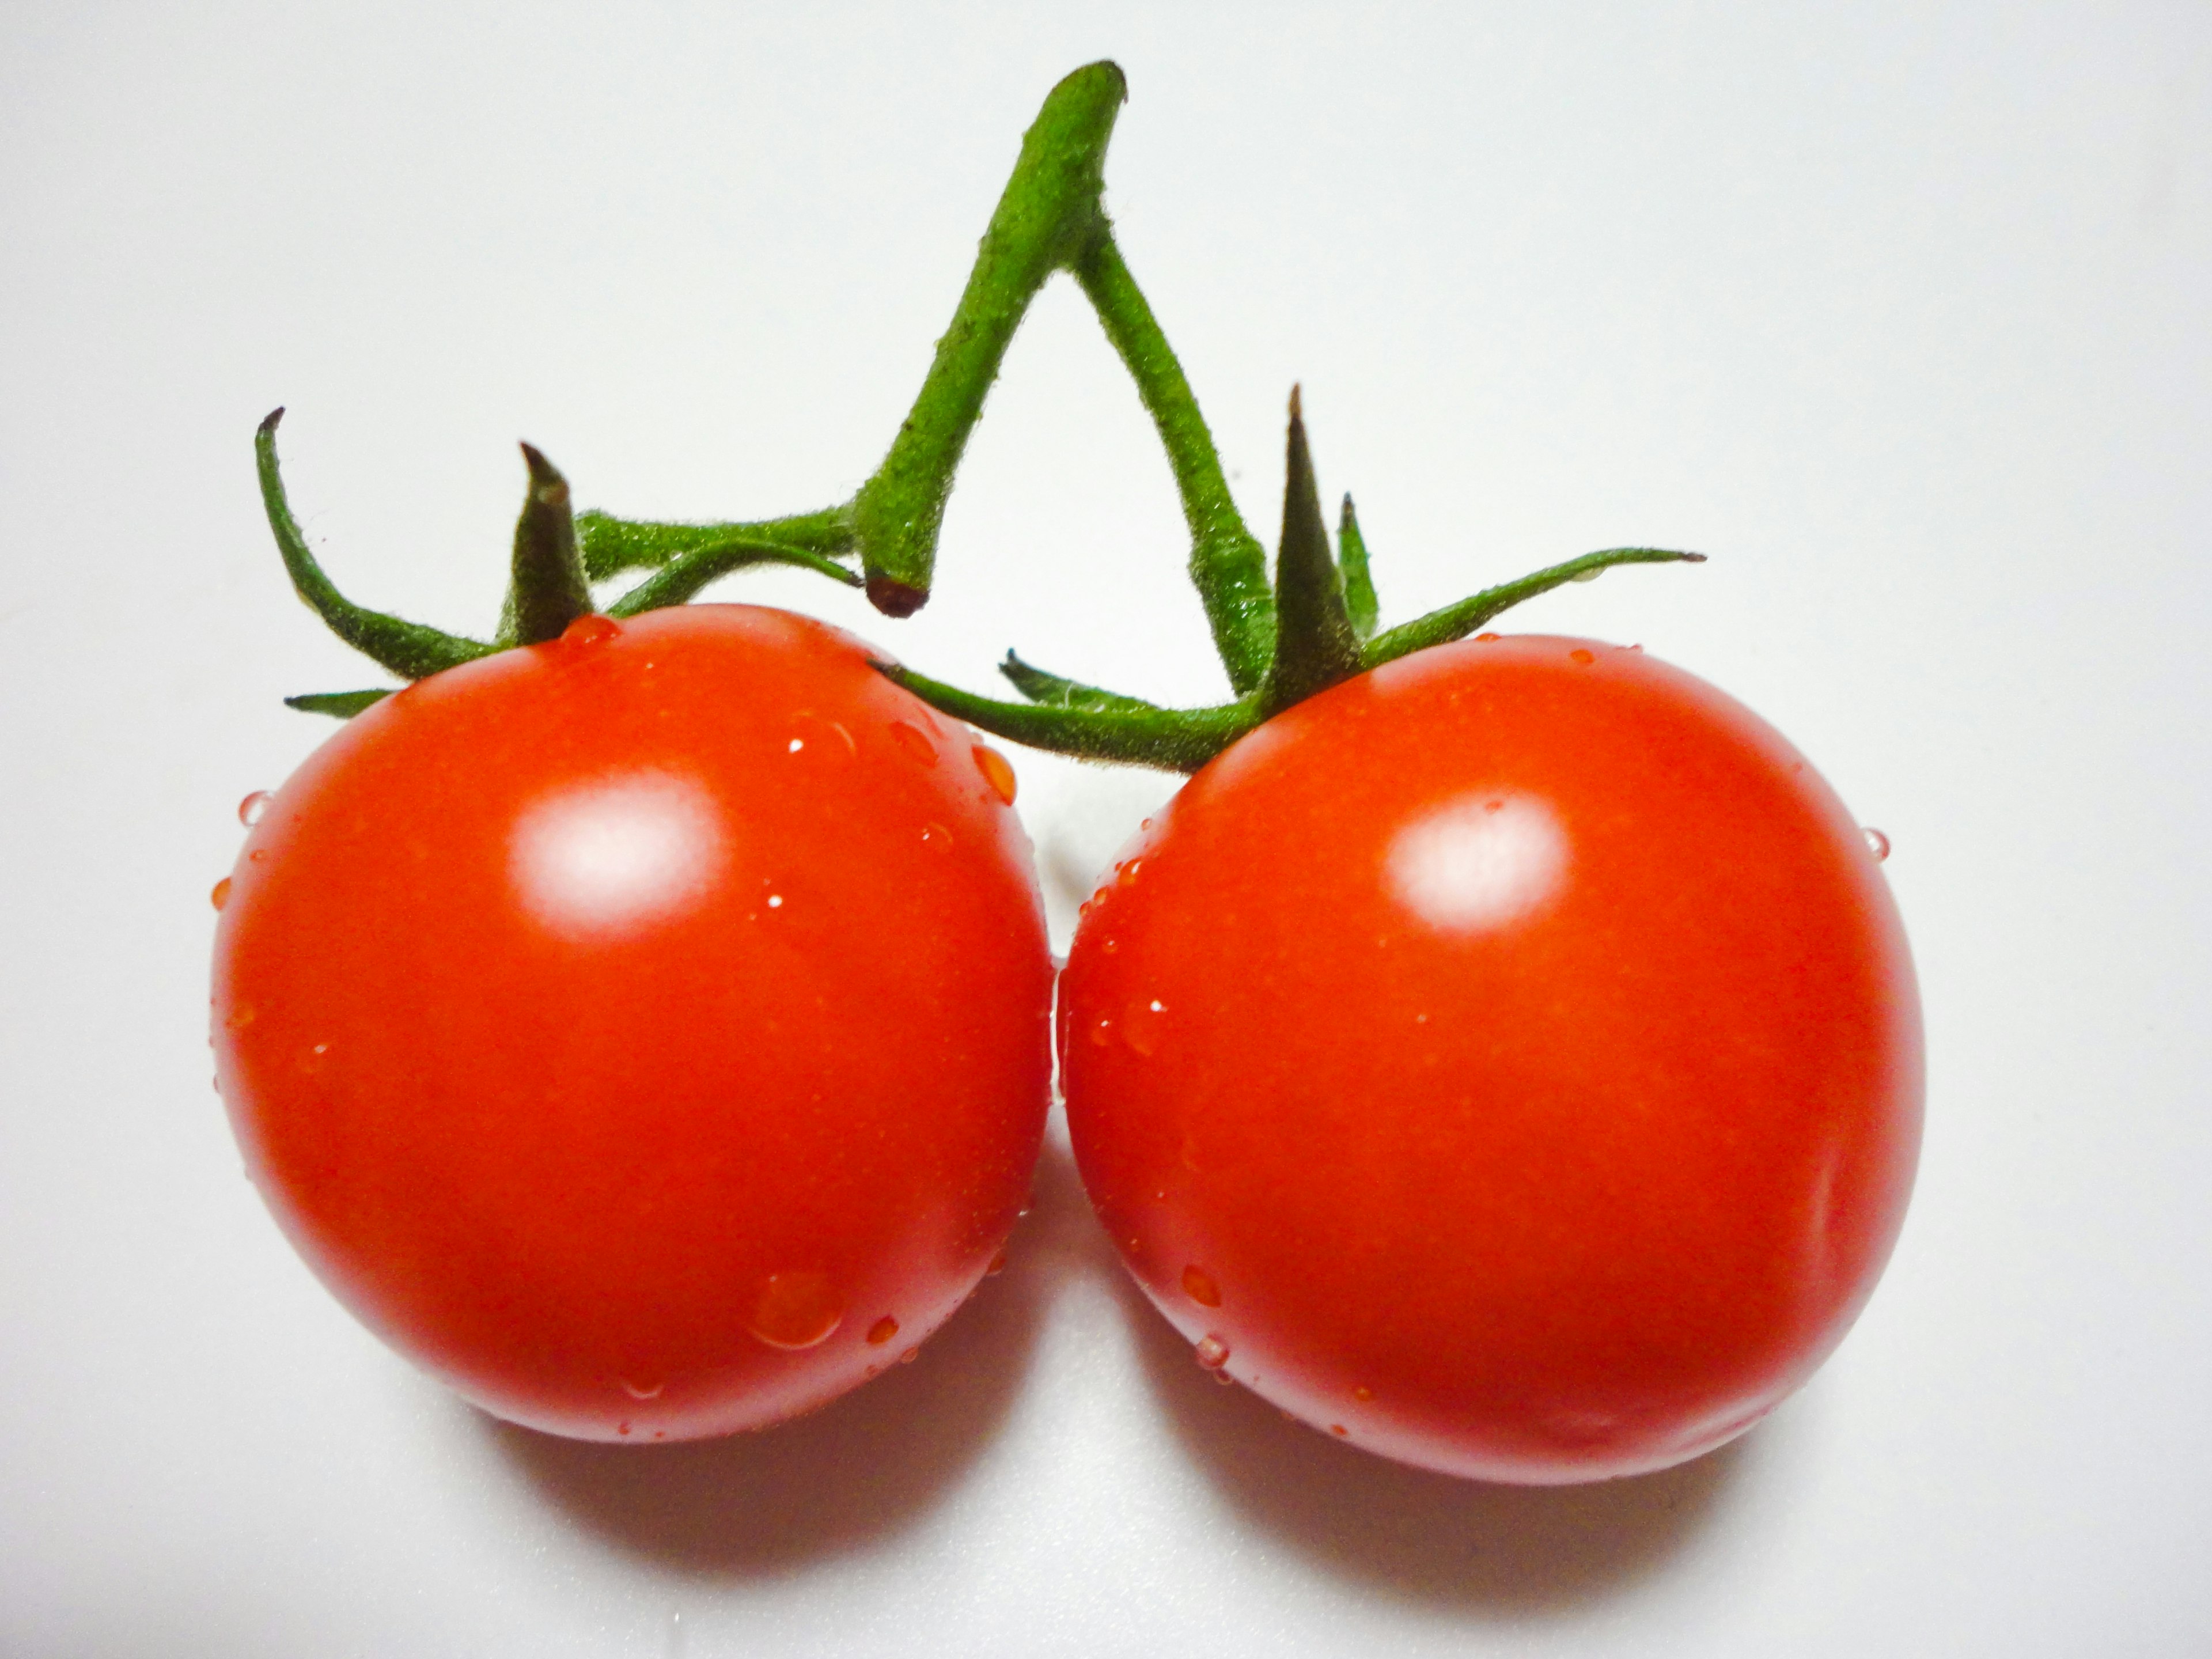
1061 635 1921 1484
214 605 1052 1442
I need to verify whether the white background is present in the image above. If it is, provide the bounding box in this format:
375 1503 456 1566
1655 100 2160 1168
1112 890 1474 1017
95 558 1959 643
5 3 2210 1654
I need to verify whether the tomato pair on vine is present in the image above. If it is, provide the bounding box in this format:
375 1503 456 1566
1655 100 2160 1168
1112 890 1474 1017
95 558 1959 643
214 60 1919 1482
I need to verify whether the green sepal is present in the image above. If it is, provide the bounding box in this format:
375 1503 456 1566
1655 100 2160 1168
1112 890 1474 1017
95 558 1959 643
880 661 1259 773
1362 546 1707 670
607 536 862 616
577 507 855 581
506 445 593 646
255 410 495 681
998 651 1163 715
283 688 394 718
1338 494 1378 639
1258 392 1364 718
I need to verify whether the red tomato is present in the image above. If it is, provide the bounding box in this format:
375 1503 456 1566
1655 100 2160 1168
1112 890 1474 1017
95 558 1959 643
213 605 1052 1442
1060 634 1921 1484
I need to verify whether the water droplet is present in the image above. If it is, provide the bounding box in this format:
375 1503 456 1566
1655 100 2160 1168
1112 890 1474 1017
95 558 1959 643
920 821 954 853
1627 642 1645 653
562 613 620 649
210 878 232 911
1474 632 1501 643
1569 567 1602 583
1354 1385 1374 1402
1089 1016 1113 1047
972 745 1017 805
1213 1369 1236 1385
766 893 783 909
1116 858 1143 888
1569 647 1595 665
1330 1423 1349 1437
248 849 267 863
747 1271 843 1350
866 1316 899 1346
617 1422 631 1435
623 1378 665 1400
1101 938 1118 955
1123 998 1166 1056
224 1004 255 1032
1181 1265 1221 1307
1863 827 1891 861
1194 1334 1230 1370
899 1347 918 1365
237 791 272 826
786 711 858 762
887 721 937 766
986 1247 1009 1276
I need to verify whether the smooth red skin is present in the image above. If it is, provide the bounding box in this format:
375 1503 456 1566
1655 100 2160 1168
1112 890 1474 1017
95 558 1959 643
213 606 1052 1442
1061 635 1922 1484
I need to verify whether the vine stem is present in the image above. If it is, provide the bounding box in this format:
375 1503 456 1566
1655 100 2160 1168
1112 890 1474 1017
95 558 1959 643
581 59 1270 691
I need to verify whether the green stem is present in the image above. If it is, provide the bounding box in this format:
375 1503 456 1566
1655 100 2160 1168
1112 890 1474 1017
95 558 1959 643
1362 546 1706 669
255 410 494 680
850 61 1128 613
605 536 860 616
880 661 1257 772
577 507 855 581
1073 233 1274 694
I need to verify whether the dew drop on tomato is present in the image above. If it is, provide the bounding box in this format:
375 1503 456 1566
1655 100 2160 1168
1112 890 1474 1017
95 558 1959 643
1194 1334 1230 1370
622 1378 665 1400
972 744 1018 805
866 1316 899 1346
1181 1264 1221 1307
1863 827 1891 861
561 613 621 649
238 790 272 827
210 878 232 911
785 710 858 763
747 1271 843 1350
1569 647 1596 665
920 821 955 853
887 721 937 766
1123 998 1166 1056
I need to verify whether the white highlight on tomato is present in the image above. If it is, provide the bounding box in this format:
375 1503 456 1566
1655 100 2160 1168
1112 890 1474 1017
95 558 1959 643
1384 793 1568 934
509 772 725 938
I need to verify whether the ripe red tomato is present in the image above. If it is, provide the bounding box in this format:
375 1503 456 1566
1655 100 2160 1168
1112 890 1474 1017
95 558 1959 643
213 605 1052 1442
1060 634 1921 1484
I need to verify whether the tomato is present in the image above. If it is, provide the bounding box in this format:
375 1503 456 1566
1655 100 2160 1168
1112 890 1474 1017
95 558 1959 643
1059 634 1921 1484
212 605 1052 1442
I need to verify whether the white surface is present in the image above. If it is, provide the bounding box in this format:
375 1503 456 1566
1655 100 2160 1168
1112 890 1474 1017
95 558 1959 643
5 3 2211 1653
